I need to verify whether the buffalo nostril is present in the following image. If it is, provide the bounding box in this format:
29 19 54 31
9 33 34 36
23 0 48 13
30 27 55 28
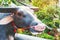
35 23 38 25
30 21 39 26
32 22 38 26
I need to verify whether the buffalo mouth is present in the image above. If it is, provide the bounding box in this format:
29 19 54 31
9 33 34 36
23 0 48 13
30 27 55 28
30 24 46 35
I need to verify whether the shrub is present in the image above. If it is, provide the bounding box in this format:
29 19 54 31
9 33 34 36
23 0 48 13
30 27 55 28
31 0 59 28
35 6 60 28
32 0 58 10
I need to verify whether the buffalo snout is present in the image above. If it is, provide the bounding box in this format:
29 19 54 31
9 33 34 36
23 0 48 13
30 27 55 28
30 20 46 35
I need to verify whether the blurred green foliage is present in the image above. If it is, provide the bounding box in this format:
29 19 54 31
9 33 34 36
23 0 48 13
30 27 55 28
32 0 60 28
37 33 55 40
36 6 60 28
32 0 58 9
0 0 22 6
0 0 12 6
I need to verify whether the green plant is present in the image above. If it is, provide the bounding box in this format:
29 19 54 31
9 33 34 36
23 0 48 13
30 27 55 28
0 0 12 6
32 0 60 28
32 0 58 10
37 33 55 40
0 0 22 6
35 6 59 28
